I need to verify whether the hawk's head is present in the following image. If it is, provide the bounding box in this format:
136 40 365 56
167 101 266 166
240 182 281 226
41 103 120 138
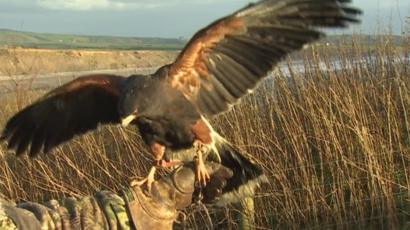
119 75 155 127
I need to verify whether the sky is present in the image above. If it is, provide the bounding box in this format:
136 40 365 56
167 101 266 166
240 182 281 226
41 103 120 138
0 0 409 38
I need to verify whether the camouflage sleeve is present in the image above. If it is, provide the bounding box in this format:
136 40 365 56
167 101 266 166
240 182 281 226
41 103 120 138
0 198 41 230
0 191 132 230
0 200 18 229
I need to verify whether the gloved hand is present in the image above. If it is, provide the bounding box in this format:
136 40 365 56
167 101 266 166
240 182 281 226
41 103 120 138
123 162 233 230
0 162 233 230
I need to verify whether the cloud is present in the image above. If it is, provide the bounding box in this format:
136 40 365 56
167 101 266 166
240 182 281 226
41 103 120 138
36 0 240 11
38 0 131 10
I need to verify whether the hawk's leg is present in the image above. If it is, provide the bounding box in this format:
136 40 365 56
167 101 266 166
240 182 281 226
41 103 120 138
194 140 211 186
192 118 213 186
131 142 181 191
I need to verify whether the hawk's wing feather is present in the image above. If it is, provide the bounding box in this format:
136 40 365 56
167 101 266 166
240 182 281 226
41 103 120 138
160 0 361 117
1 74 126 156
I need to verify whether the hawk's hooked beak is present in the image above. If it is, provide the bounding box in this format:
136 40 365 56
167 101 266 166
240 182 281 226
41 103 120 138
121 114 137 127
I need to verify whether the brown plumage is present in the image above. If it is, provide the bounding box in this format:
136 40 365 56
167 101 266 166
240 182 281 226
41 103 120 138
1 0 361 202
2 74 124 156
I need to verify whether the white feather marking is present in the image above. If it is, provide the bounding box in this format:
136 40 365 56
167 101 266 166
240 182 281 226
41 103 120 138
216 174 269 206
201 116 220 160
209 58 217 69
209 131 268 206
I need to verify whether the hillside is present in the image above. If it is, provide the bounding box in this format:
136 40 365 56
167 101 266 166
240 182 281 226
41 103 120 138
2 29 407 51
0 29 186 50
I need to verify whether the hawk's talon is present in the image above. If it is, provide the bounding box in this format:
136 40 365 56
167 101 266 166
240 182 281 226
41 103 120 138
195 159 210 186
193 141 211 186
130 166 157 192
130 178 147 187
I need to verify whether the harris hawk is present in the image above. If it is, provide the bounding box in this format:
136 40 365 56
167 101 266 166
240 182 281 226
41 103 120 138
1 0 360 200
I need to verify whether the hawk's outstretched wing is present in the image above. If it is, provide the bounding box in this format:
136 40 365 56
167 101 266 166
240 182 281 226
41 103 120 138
160 0 361 116
1 74 126 156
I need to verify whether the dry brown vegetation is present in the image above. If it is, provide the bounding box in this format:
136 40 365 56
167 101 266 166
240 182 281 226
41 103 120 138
0 48 177 76
0 36 409 229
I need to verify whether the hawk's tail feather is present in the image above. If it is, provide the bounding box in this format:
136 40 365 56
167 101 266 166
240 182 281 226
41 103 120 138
211 133 268 206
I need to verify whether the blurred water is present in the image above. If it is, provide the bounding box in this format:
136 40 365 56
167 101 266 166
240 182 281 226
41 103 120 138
0 54 409 96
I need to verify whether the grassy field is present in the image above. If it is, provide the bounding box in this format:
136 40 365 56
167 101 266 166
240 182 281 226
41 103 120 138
0 35 409 229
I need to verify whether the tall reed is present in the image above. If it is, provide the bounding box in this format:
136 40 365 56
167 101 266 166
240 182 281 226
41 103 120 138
1 35 409 229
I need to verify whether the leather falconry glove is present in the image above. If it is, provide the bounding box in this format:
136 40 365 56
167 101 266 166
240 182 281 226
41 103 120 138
123 162 233 230
0 162 233 230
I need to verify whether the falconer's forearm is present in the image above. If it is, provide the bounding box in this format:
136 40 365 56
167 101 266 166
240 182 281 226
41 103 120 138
0 190 131 230
0 162 232 230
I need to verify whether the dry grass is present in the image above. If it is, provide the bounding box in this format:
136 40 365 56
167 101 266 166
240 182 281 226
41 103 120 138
1 35 409 229
0 48 177 76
